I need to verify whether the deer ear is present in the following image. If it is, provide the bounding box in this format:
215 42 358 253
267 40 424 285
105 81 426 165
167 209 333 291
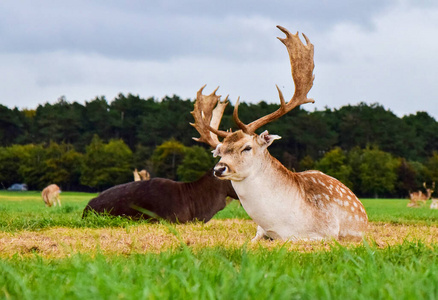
212 144 222 157
257 130 281 147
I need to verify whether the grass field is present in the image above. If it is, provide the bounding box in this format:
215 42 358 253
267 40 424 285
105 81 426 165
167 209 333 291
1 191 438 299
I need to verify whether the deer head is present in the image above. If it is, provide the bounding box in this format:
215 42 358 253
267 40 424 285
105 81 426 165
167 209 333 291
192 26 315 181
424 182 435 199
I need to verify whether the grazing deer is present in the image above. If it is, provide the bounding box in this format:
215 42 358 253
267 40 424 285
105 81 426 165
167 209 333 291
408 182 435 207
83 169 238 222
191 25 368 242
133 168 151 181
41 184 61 207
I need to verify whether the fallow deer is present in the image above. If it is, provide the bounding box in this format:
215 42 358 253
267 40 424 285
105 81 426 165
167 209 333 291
41 184 61 207
191 25 368 242
133 168 151 181
408 182 435 207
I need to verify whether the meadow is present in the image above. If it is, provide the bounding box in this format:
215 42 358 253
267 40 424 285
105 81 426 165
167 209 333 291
1 191 438 299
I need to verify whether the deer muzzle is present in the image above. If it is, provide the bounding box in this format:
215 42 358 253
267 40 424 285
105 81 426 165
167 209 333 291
214 163 229 178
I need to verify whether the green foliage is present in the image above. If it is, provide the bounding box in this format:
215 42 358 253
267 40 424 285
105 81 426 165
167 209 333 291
177 146 216 182
151 139 186 180
426 152 438 191
0 145 32 188
349 147 400 197
298 155 315 171
316 147 353 188
18 144 48 190
80 135 133 190
1 95 438 196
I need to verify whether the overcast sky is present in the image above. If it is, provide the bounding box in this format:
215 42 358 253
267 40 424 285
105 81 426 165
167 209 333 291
1 0 437 119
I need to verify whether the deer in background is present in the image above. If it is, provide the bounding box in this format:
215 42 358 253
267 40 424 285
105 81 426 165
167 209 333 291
41 184 61 207
191 25 368 242
133 168 151 181
408 182 435 208
83 169 238 222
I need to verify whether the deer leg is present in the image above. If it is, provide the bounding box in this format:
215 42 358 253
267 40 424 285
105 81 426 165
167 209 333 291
251 225 269 242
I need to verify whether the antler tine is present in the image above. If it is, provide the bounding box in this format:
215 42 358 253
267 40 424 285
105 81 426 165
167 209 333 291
233 25 315 134
191 85 231 148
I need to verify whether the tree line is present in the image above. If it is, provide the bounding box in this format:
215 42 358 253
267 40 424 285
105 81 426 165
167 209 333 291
1 93 437 197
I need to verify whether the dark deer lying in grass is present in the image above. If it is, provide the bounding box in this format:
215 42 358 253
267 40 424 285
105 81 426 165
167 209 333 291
191 26 368 241
408 182 435 207
82 169 238 222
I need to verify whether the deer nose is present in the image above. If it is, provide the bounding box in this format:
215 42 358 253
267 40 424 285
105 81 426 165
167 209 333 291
214 163 228 177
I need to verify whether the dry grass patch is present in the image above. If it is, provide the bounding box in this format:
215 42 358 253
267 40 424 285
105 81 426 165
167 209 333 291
1 220 437 258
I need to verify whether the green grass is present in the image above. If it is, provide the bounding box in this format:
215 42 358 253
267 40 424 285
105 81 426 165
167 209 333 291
0 191 250 231
362 199 438 225
1 192 438 299
0 191 150 231
2 191 437 232
1 242 438 299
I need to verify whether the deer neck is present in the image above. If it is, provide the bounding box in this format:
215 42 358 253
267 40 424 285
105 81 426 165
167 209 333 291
183 170 228 220
231 152 299 209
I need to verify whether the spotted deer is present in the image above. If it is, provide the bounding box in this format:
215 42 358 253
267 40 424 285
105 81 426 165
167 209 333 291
191 25 368 242
408 182 435 207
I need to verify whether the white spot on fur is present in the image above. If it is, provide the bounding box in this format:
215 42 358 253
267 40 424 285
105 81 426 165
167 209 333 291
351 206 355 212
353 201 358 207
344 200 349 206
334 198 342 206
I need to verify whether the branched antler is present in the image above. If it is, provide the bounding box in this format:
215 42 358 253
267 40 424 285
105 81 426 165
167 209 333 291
234 25 315 134
192 25 316 145
190 85 231 148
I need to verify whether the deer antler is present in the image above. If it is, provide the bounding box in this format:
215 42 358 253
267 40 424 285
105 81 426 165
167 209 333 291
190 85 231 148
233 25 315 134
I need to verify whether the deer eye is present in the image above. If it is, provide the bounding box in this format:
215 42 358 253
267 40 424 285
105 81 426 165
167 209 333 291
241 145 252 153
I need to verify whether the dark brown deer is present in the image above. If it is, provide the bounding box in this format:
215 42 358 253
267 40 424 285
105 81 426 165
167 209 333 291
191 25 368 241
83 169 238 223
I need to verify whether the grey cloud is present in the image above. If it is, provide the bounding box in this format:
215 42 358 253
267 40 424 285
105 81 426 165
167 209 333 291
0 0 395 62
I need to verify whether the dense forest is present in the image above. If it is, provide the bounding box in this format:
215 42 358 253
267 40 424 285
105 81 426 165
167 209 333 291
1 93 437 198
